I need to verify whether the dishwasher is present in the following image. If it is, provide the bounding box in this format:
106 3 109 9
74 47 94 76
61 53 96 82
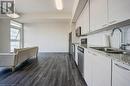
77 46 84 76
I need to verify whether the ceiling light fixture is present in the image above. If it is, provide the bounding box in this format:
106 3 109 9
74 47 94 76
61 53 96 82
6 13 20 18
55 0 63 10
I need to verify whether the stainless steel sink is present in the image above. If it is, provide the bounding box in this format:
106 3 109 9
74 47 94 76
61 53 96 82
90 47 129 54
104 48 124 54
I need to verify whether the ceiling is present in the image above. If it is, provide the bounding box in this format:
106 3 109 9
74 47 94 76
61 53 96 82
14 0 75 23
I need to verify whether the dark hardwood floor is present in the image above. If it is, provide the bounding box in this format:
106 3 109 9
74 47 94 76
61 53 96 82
0 53 87 86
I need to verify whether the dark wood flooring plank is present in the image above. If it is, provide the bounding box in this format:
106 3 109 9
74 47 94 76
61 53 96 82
0 53 87 86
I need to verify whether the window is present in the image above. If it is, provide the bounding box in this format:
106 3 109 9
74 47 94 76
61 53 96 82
10 20 23 52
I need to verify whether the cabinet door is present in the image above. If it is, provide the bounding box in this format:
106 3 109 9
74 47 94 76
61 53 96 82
84 49 93 86
90 0 108 31
108 0 130 25
76 1 89 35
81 1 90 35
92 52 111 86
112 61 130 86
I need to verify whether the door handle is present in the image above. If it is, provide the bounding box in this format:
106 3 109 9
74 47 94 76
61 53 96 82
87 51 91 54
88 51 97 56
114 63 130 71
102 24 108 27
92 53 97 56
109 20 117 24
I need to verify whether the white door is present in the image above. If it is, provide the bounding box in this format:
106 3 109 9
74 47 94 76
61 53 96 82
112 60 130 86
108 0 130 25
91 52 111 86
90 0 108 31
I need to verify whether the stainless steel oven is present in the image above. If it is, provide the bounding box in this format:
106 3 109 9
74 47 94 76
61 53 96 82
77 46 84 76
81 38 87 48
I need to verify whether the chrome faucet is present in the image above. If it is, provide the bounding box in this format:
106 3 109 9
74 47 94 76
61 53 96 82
111 28 125 50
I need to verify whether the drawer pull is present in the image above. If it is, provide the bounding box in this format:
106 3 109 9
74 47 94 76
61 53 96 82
87 51 97 56
102 24 107 27
87 51 91 54
114 63 130 71
92 53 97 56
109 20 117 24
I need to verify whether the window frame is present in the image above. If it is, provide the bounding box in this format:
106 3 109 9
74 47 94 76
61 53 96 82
10 20 23 52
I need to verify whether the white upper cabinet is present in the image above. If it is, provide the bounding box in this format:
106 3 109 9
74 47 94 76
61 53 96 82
76 1 89 35
73 0 130 33
90 0 108 32
108 0 130 25
81 1 90 35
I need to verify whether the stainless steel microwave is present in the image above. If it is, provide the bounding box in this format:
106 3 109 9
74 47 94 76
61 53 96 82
81 38 87 47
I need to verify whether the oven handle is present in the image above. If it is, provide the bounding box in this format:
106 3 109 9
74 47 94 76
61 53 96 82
78 48 84 53
78 50 84 53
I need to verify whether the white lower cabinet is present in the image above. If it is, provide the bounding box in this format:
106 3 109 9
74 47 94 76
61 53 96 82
92 51 111 86
84 49 111 86
84 49 93 86
112 60 130 86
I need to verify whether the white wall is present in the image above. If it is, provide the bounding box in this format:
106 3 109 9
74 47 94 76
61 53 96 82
24 22 70 52
0 19 10 53
87 31 110 47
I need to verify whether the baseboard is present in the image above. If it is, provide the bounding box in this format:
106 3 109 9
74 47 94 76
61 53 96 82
38 52 69 54
38 52 69 57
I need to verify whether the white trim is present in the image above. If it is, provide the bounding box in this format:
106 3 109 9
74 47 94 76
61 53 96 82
0 53 15 55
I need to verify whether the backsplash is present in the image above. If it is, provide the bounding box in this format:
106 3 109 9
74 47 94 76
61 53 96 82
87 25 130 50
87 31 110 47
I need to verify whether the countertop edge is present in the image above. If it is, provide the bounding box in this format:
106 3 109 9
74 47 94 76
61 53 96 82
75 44 130 66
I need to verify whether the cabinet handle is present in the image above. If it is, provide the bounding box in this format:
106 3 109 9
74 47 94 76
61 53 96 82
92 53 97 56
88 51 97 56
102 24 107 27
87 51 91 54
109 20 117 24
114 63 130 71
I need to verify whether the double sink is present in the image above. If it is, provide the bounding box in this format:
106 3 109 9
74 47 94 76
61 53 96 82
90 47 130 55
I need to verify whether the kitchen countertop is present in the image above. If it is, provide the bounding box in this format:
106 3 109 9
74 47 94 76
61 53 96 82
78 45 130 66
